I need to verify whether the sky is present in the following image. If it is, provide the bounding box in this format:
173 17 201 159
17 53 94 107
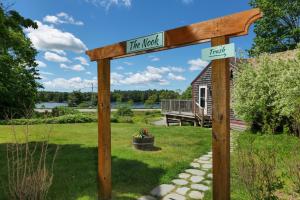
14 0 256 92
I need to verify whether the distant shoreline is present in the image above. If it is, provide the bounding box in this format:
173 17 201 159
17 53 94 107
34 108 161 113
35 102 161 109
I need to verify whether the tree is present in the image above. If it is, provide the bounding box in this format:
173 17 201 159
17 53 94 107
249 0 300 56
0 4 40 119
159 90 180 100
68 90 83 107
144 94 158 108
181 86 192 99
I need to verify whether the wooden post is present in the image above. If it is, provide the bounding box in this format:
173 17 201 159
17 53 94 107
211 36 230 200
179 100 181 114
97 58 112 200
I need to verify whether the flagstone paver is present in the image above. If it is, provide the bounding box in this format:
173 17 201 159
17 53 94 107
189 191 204 199
190 176 204 183
178 173 191 179
176 187 190 195
202 163 212 169
163 193 186 200
190 162 201 168
207 173 212 179
191 184 210 191
150 184 176 197
172 179 189 186
185 169 205 176
139 133 236 200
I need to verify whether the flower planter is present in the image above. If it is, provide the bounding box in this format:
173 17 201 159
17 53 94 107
132 136 155 151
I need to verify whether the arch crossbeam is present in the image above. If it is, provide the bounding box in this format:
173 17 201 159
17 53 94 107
86 8 262 61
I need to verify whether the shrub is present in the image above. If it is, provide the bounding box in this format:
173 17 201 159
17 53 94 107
234 134 283 200
7 124 58 200
233 48 300 134
0 113 97 125
117 116 133 123
0 113 122 125
286 143 300 194
110 116 119 123
116 104 133 117
51 106 79 117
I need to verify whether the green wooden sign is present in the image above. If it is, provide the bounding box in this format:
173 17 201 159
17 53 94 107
201 43 236 61
126 32 165 54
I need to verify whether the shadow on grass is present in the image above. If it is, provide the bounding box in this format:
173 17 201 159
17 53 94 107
0 143 165 200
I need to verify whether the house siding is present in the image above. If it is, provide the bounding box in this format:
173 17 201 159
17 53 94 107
192 65 213 117
191 62 237 120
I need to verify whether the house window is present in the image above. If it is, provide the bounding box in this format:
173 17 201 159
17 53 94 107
200 87 206 108
198 85 207 115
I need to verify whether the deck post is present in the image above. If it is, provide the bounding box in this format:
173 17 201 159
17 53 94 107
97 58 112 200
211 36 230 200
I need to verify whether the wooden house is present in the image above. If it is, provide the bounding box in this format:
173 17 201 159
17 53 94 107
161 58 246 130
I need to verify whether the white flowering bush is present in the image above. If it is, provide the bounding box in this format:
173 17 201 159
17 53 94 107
233 47 300 134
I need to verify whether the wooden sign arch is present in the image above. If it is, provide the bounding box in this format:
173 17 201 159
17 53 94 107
86 8 262 200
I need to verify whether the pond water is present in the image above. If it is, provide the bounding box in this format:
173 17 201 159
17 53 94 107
35 102 68 108
36 102 161 109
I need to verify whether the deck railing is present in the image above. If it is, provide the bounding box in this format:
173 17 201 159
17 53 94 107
195 101 204 118
161 99 194 115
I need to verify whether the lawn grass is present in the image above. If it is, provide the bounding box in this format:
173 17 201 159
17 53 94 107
0 122 211 200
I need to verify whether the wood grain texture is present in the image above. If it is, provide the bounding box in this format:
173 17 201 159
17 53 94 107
86 9 262 60
211 36 230 200
97 59 112 200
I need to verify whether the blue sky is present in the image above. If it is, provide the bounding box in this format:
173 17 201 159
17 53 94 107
15 0 255 92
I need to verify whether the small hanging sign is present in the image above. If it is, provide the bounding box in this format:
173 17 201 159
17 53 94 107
202 43 236 61
126 32 165 54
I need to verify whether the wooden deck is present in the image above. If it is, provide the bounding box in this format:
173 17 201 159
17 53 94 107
161 99 212 127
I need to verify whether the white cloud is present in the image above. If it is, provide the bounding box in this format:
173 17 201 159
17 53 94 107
75 56 89 66
123 61 133 66
111 72 124 85
86 0 132 10
111 66 170 85
72 64 85 71
110 65 186 86
168 73 186 81
60 63 85 71
86 71 92 75
43 77 96 90
60 63 69 69
26 21 87 53
188 58 209 71
43 12 84 26
149 55 160 62
39 71 54 75
36 60 47 68
121 71 163 85
159 80 170 85
170 66 185 73
44 52 71 63
51 49 66 56
146 66 170 74
116 66 124 70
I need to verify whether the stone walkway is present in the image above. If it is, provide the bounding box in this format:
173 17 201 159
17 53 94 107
138 152 213 200
138 134 236 200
